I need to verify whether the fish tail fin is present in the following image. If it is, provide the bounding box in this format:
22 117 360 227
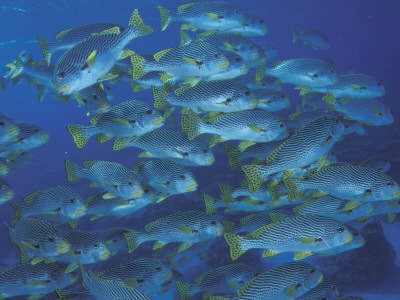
158 5 172 31
130 52 147 80
283 177 301 201
152 86 168 109
36 35 51 65
112 137 129 151
187 110 202 140
203 194 216 215
64 160 83 182
66 124 91 148
322 91 337 110
241 165 266 193
224 233 247 260
176 281 192 300
222 220 235 234
219 184 234 204
8 56 25 79
292 30 298 43
9 202 22 220
124 230 142 253
128 9 154 38
0 77 5 92
225 144 242 170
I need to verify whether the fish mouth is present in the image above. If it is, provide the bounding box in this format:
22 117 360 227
262 27 268 33
317 272 323 283
381 89 386 95
344 234 353 244
152 116 164 125
249 98 258 107
251 53 259 60
98 103 111 113
358 239 366 246
258 57 267 64
39 132 49 142
6 125 19 136
74 206 88 216
56 241 71 254
57 84 70 94
216 228 224 236
185 180 198 191
205 157 215 165
132 189 144 198
99 248 111 260
240 65 249 73
163 270 173 281
219 59 230 69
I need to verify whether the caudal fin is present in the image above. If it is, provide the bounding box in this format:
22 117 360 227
158 6 172 31
187 110 202 140
37 35 51 65
175 281 192 300
152 86 168 109
292 30 298 43
64 160 82 182
66 124 91 148
225 144 242 170
124 231 142 253
224 233 247 261
128 9 154 38
219 184 234 204
203 194 216 215
241 165 266 193
130 52 147 80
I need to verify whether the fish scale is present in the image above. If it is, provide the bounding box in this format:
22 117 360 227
74 83 112 114
237 261 323 299
235 210 294 234
292 165 400 202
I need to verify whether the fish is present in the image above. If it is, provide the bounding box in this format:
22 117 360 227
124 211 224 253
263 58 339 87
181 109 288 148
97 227 130 255
152 80 258 114
242 113 343 192
64 160 144 199
236 261 323 299
0 122 49 156
98 258 173 296
0 158 11 176
1 50 33 91
112 130 215 167
83 187 159 221
224 215 353 260
295 280 340 300
176 263 259 299
7 218 71 263
0 151 33 174
324 92 394 126
225 141 284 170
358 200 400 224
358 156 391 172
53 9 153 95
0 261 77 300
261 44 278 59
298 74 386 98
0 114 20 145
317 225 365 255
78 263 152 300
130 41 231 84
37 22 120 64
284 110 328 129
0 178 15 204
9 186 87 227
158 2 246 31
293 195 375 223
66 100 164 148
132 159 198 197
73 83 113 115
222 12 268 37
336 296 365 300
252 88 291 112
285 165 400 203
292 29 331 49
57 229 110 272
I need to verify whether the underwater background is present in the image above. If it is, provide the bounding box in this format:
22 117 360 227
0 0 399 299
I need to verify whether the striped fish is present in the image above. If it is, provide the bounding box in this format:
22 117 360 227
124 211 224 253
66 100 164 148
223 12 268 37
242 114 343 192
0 151 33 176
181 109 288 148
152 79 257 113
318 225 365 255
236 262 323 299
7 218 71 263
132 159 198 197
98 258 173 296
64 160 143 199
37 22 119 64
97 227 130 256
53 9 153 95
73 83 113 115
224 215 353 260
252 88 291 112
176 263 259 299
113 130 215 167
295 280 340 300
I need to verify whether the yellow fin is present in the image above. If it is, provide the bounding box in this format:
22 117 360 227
294 251 314 260
343 200 362 211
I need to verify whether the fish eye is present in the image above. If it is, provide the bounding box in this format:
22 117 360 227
329 69 335 73
258 201 264 204
112 239 118 243
119 27 125 31
310 268 316 274
354 232 359 236
344 125 349 128
202 149 208 153
296 283 302 288
129 120 136 124
235 9 239 14
0 122 4 126
280 95 285 99
183 152 189 156
259 19 264 23
57 71 65 78
34 129 39 133
378 82 382 86
179 175 186 180
214 53 220 58
94 244 99 249
113 184 118 188
337 227 344 233
387 182 394 187
235 57 242 62
226 98 232 103
166 181 170 185
123 229 129 234
83 99 88 103
365 188 372 193
146 109 153 115
70 199 76 204
378 112 383 116
254 272 260 276
106 86 111 90
250 45 254 50
128 182 133 186
93 95 98 100
210 220 217 225
245 91 251 96
156 266 162 271
144 189 149 193
239 280 244 284
48 237 55 243
279 123 285 128
332 285 337 290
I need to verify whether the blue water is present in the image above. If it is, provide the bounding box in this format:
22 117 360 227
0 0 399 299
